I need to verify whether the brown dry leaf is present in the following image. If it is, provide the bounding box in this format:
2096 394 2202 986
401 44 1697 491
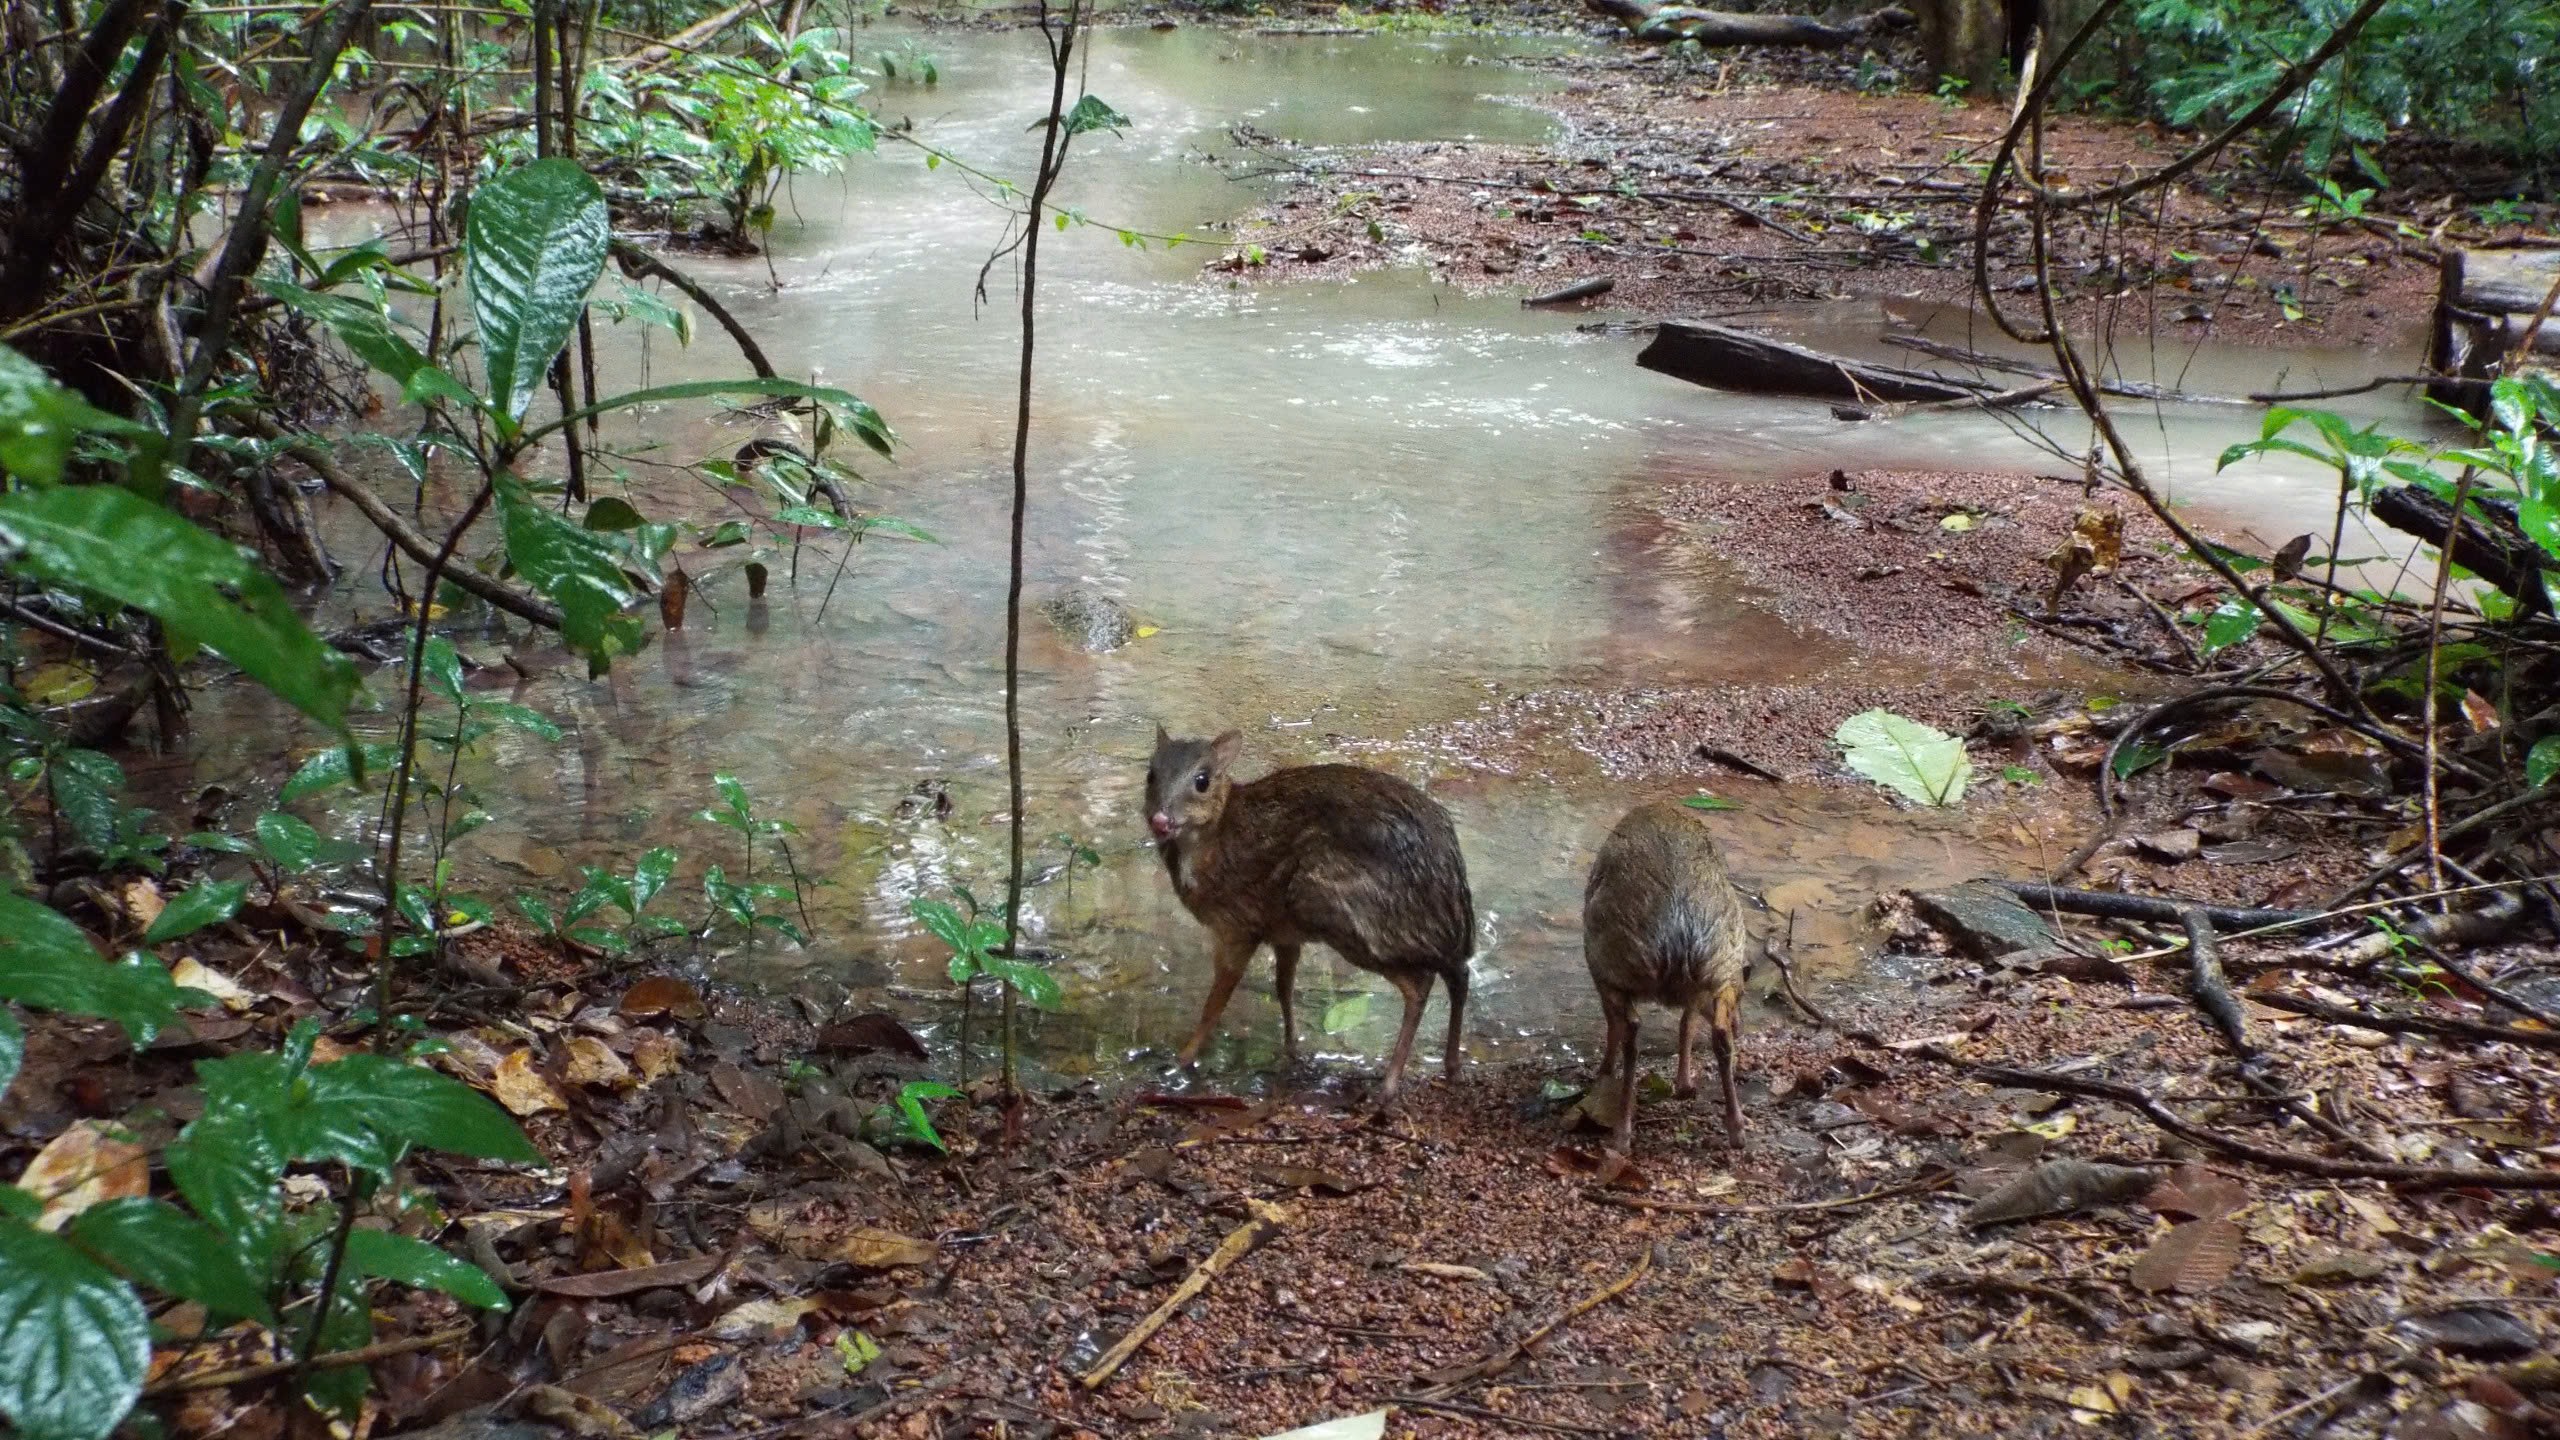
832 1228 936 1270
2462 689 2501 734
169 957 258 1012
704 1296 820 1340
118 879 165 933
2141 1162 2249 1221
525 1384 638 1439
2067 1372 2136 1418
709 1061 784 1118
813 1013 929 1060
563 1036 634 1089
453 1207 566 1241
2129 1218 2243 1294
535 1254 723 1298
1400 1261 1494 1283
1543 1145 1650 1190
1965 1158 2154 1226
586 1210 657 1271
627 1028 685 1083
2342 1193 2400 1235
15 1119 149 1228
491 1050 569 1116
617 976 707 1023
434 1029 509 1086
659 569 690 632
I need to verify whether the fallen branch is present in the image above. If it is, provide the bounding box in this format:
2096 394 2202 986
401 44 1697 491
606 0 779 72
1079 1198 1289 1389
2246 990 2560 1054
2184 909 2391 1162
1582 1170 1949 1216
1404 1248 1652 1400
143 1326 473 1395
1997 882 2315 933
1880 333 2244 406
1523 277 1615 307
1637 321 1987 403
1583 0 1912 48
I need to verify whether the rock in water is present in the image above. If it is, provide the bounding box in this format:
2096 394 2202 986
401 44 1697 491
1042 587 1137 653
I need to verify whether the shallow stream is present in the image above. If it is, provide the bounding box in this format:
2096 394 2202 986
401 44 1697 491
182 24 2448 1085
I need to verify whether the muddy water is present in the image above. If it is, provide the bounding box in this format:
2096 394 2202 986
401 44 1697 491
195 27 2444 1086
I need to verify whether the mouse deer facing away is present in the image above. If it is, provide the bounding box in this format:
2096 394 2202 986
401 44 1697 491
1144 728 1474 1108
1583 800 1748 1155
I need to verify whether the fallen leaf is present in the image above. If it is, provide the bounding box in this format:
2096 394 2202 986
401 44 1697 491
1940 512 1978 532
1250 1165 1369 1196
524 1384 639 1438
831 1228 936 1270
15 1119 149 1228
491 1049 569 1116
23 662 99 706
704 1296 819 1340
2463 690 2501 734
561 1036 634 1089
2401 1305 2540 1359
2290 1251 2388 1285
2130 1218 2243 1294
627 1028 685 1083
2141 1163 2248 1221
709 1061 784 1118
1400 1262 1493 1283
1965 1158 2154 1227
453 1207 567 1240
169 957 258 1012
617 976 707 1023
1544 1145 1649 1190
813 1013 928 1061
536 1254 724 1298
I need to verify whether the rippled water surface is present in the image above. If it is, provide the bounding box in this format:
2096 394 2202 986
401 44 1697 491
181 24 2446 1084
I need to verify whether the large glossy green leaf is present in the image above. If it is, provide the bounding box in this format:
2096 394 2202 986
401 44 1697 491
0 487 358 734
0 1217 148 1440
280 743 397 803
46 751 118 856
2530 736 2560 791
1061 94 1130 136
344 1230 509 1309
255 281 434 393
2197 597 2262 658
142 880 247 945
531 378 893 459
0 345 144 486
297 1054 541 1168
0 893 192 1043
466 158 609 423
164 1105 283 1266
65 1199 274 1325
1834 708 1971 808
982 957 1062 1011
494 472 642 674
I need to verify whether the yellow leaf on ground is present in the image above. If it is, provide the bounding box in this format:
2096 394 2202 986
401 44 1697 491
706 1296 820 1340
831 1228 936 1269
16 1120 148 1229
119 879 165 932
24 663 98 706
628 1028 685 1083
491 1049 568 1116
170 957 258 1012
563 1036 634 1089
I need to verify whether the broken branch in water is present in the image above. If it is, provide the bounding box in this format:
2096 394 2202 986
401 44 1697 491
1079 1198 1289 1390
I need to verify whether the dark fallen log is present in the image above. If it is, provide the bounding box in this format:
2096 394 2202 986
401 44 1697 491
1585 0 1912 45
2369 483 2548 615
1991 882 2314 933
2424 245 2560 417
1638 320 1986 403
1523 277 1615 307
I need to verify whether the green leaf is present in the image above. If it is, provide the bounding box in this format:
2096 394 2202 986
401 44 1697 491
344 1230 509 1309
2113 740 2169 780
2530 736 2560 791
164 1105 282 1264
65 1199 274 1325
1833 709 1970 807
0 1008 21 1098
0 894 190 1043
142 880 247 944
298 1277 371 1418
632 846 675 912
980 957 1061 1011
280 744 394 802
254 811 325 871
1680 793 1741 811
0 1216 148 1440
296 1054 540 1169
479 700 562 741
530 378 892 459
493 472 643 674
421 636 465 703
1061 94 1130 135
511 894 558 933
47 752 117 855
0 486 358 735
255 282 435 393
893 1080 958 1153
583 497 647 531
466 158 609 423
1321 992 1371 1035
0 346 145 486
2195 597 2261 658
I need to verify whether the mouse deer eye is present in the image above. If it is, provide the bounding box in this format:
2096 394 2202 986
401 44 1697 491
1192 770 1210 793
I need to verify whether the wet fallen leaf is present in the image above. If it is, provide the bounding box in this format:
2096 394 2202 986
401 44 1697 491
1940 511 1978 532
2130 1218 2242 1294
705 1296 820 1340
535 1254 724 1298
563 1036 634 1089
525 1384 639 1438
831 1228 936 1269
169 956 258 1012
627 1028 685 1083
490 1049 569 1116
16 1119 149 1228
1965 1158 2154 1226
1400 1261 1493 1283
2463 689 2501 733
2291 1251 2388 1285
1258 1412 1387 1440
618 976 707 1023
813 1013 929 1060
1249 1165 1369 1196
709 1061 784 1117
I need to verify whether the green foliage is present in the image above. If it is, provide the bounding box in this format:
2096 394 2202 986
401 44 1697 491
2529 736 2560 790
0 1219 149 1440
1321 991 1372 1036
142 880 248 944
495 472 645 673
1834 709 1971 807
466 158 611 424
912 894 1061 1012
698 774 812 948
873 1079 961 1152
0 347 146 485
0 891 202 1044
1680 793 1742 811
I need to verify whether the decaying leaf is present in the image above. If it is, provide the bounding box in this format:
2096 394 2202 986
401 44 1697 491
118 878 165 932
15 1119 149 1228
2290 1251 2388 1285
525 1384 640 1438
563 1035 634 1089
832 1228 936 1269
2067 1372 2136 1420
535 1253 724 1298
1545 1145 1649 1190
2401 1305 2540 1359
627 1027 685 1083
2462 689 2501 734
2044 505 2124 608
1965 1158 2155 1227
618 976 707 1022
2130 1218 2243 1294
169 956 258 1011
491 1048 570 1116
1836 709 1971 808
814 1013 929 1060
705 1296 820 1340
2141 1163 2248 1221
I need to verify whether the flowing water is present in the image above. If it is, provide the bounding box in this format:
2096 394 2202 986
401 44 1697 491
183 24 2448 1085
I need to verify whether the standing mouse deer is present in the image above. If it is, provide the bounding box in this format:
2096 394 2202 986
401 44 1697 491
1143 728 1474 1107
1583 800 1749 1154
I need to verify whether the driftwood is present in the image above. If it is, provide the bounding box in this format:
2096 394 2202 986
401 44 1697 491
2424 245 2560 416
1523 277 1615 307
1638 320 1988 403
1585 0 1913 46
2369 484 2548 615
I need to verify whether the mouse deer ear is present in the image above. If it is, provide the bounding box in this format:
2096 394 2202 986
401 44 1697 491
1152 724 1171 748
1208 729 1244 770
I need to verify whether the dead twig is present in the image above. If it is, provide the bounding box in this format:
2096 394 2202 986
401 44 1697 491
2247 990 2560 1054
1078 1198 1289 1389
142 1326 472 1395
1928 1273 2110 1334
1582 1169 1950 1215
1404 1247 1653 1400
2183 909 2392 1162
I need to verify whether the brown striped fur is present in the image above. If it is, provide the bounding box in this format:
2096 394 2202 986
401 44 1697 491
1145 728 1474 1106
1583 800 1749 1152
